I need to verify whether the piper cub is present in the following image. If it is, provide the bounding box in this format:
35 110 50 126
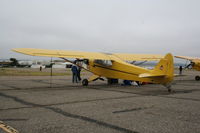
175 55 200 81
13 48 174 92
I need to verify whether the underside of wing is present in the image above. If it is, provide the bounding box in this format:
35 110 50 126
113 53 163 61
175 55 199 61
12 48 111 60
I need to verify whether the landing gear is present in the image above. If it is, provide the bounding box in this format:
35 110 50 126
168 88 172 92
107 78 118 85
163 83 172 92
82 75 102 86
82 79 88 86
195 76 200 81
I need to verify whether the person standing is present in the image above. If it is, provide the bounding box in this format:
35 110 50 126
179 66 183 75
77 66 82 81
71 64 78 83
39 66 42 71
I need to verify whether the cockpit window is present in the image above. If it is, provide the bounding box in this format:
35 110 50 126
94 60 112 67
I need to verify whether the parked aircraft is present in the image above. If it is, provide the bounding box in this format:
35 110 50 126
13 48 174 92
175 56 200 81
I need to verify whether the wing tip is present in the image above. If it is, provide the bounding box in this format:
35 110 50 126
12 48 26 53
11 48 35 56
12 48 21 53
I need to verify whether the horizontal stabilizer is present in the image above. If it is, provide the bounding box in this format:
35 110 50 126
139 73 165 78
139 53 174 84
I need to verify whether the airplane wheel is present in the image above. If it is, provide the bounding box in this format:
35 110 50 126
195 76 200 81
82 79 89 86
168 88 172 92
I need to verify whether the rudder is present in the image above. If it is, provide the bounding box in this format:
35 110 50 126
153 53 174 84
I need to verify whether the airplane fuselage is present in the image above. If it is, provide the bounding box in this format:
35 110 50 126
192 60 200 71
87 57 173 84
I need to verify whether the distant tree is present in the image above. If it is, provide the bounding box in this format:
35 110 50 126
10 58 19 66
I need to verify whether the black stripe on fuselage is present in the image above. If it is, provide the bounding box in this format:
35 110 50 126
93 64 138 76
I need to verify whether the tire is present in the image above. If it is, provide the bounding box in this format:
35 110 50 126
168 88 172 92
82 79 89 86
195 76 200 81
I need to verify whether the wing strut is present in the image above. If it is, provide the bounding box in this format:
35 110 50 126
60 57 92 72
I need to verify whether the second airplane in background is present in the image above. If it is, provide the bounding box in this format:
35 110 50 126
175 55 200 81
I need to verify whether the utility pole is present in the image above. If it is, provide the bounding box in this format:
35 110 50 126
50 57 53 88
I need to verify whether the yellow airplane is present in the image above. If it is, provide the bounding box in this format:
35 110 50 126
13 48 174 92
175 55 200 81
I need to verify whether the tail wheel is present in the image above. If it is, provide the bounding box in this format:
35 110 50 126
195 76 200 81
82 79 89 86
164 83 172 92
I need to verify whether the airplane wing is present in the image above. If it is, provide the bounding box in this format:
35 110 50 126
175 56 199 61
113 53 163 61
12 48 111 60
13 48 164 61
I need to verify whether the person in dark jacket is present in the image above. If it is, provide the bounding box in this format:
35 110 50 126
77 66 82 81
39 66 42 71
71 64 78 83
179 66 183 75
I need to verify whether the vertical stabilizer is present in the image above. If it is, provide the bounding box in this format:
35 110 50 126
153 53 174 90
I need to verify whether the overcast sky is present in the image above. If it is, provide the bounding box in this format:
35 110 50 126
0 0 200 60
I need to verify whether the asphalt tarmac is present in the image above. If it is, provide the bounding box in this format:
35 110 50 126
0 70 200 133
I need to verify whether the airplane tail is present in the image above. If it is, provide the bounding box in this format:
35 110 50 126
139 53 174 86
154 53 174 90
153 53 174 78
